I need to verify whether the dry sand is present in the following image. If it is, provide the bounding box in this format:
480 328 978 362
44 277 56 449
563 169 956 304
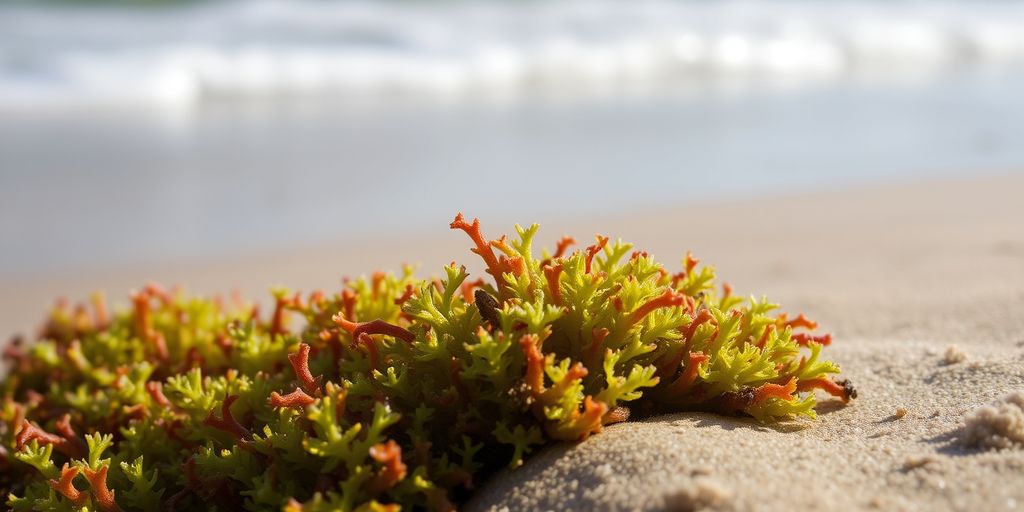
3 173 1023 511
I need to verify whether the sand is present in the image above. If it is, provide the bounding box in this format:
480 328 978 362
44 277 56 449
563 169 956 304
3 173 1023 511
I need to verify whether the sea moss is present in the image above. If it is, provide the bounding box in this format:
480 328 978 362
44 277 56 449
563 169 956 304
0 214 853 511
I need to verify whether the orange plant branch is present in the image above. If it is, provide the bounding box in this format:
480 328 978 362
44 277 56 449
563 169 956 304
783 313 818 330
358 333 381 372
203 395 250 440
662 352 710 397
751 377 797 406
584 235 610 274
367 440 408 495
797 377 856 402
287 343 322 395
519 334 545 396
542 263 564 306
549 397 608 441
48 464 87 507
451 213 506 288
82 465 121 512
630 289 685 324
269 388 316 409
333 315 416 344
553 236 576 259
791 332 833 346
15 420 84 459
146 381 171 407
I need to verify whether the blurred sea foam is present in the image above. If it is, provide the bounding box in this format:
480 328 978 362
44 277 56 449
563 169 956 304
3 0 1024 109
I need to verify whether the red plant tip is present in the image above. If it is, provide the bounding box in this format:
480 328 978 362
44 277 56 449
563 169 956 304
586 328 610 365
49 463 87 506
340 289 357 322
797 377 856 402
722 282 733 299
180 346 204 372
54 413 75 439
90 292 110 330
131 290 154 341
542 263 564 306
152 332 169 362
203 395 250 440
684 307 716 344
784 313 818 330
500 255 527 278
332 313 358 333
519 334 545 396
684 252 700 274
566 362 588 381
631 289 686 324
358 333 381 372
752 377 797 406
368 440 408 494
460 277 485 304
685 295 699 314
54 414 87 457
371 271 386 299
670 271 687 288
630 250 649 261
143 282 173 307
15 420 83 458
560 396 608 441
146 381 171 407
791 332 833 346
451 213 506 288
352 319 416 344
584 235 610 274
287 343 321 395
757 324 777 349
269 388 316 409
663 351 710 395
394 284 415 306
81 465 121 512
553 236 576 259
539 362 588 410
270 294 289 337
489 234 513 255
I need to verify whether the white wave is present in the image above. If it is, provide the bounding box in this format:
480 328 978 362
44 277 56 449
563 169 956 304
2 0 1024 109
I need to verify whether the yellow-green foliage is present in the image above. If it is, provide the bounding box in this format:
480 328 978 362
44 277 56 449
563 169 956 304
0 215 852 511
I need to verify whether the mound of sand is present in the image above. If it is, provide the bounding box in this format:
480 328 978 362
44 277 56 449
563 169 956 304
962 392 1024 450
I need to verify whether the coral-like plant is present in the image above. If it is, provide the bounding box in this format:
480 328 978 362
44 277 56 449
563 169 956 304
0 215 854 511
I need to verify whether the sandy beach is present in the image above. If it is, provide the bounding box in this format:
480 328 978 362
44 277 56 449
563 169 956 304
3 172 1023 510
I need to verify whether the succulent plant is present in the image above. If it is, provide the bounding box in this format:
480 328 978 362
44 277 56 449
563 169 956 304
0 214 853 511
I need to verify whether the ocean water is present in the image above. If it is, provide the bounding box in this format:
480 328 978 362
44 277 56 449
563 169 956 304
2 0 1024 108
1 0 1024 278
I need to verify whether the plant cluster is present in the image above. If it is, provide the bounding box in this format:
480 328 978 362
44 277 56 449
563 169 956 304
0 215 853 511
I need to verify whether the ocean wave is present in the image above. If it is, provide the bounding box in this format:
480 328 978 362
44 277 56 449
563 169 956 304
2 0 1024 109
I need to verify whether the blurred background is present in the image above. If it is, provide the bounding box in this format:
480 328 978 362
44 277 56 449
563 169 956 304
2 0 1024 291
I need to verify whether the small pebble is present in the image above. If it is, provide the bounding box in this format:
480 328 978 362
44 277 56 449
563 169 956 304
943 345 968 364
